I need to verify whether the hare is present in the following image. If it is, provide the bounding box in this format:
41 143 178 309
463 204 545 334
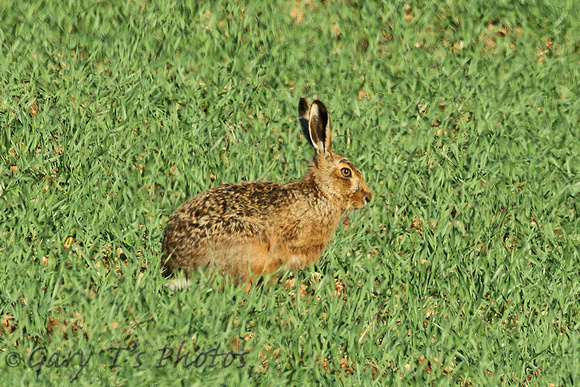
161 98 372 289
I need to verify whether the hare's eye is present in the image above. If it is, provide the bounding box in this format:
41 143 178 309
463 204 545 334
341 167 352 178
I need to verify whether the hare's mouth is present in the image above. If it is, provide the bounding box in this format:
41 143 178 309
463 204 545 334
351 194 371 209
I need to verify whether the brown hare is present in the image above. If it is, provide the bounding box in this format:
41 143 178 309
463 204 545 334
161 98 372 289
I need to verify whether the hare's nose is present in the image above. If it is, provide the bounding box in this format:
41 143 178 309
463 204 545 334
364 191 372 204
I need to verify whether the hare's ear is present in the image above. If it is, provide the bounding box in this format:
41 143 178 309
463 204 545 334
298 98 313 148
308 100 332 154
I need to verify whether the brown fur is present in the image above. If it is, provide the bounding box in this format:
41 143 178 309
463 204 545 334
161 99 372 288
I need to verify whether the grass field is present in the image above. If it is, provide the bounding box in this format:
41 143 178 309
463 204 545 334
1 0 579 384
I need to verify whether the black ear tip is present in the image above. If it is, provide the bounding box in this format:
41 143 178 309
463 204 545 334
312 100 327 112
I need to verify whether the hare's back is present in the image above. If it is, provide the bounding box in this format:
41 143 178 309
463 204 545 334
174 181 285 220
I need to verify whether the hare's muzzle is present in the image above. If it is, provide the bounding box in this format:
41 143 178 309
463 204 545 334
351 188 372 209
364 191 372 205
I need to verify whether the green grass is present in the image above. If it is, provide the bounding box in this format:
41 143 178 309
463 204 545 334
1 0 579 384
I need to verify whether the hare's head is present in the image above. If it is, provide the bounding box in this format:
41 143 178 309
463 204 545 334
299 98 372 210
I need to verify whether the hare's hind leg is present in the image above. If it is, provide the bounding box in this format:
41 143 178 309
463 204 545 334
205 240 271 287
165 277 192 291
231 242 286 291
245 249 287 290
242 263 283 292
